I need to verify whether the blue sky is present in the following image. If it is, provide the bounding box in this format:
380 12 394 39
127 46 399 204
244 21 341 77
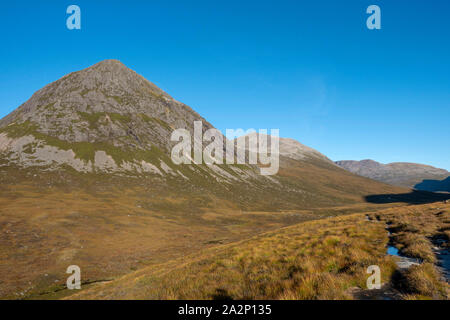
1 0 449 170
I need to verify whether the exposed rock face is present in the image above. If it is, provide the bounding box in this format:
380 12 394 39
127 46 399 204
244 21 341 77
335 159 450 190
0 132 92 172
94 151 118 172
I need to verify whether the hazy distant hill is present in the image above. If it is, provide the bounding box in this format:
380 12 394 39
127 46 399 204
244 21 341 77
335 159 449 190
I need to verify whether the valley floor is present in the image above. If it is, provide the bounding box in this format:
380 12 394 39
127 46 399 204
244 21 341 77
56 203 450 299
0 175 406 300
0 169 448 299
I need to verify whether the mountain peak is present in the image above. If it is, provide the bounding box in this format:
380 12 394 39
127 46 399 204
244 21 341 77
241 132 334 164
86 59 137 75
93 59 125 66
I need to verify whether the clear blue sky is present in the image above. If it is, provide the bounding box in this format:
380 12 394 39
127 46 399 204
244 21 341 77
1 1 449 170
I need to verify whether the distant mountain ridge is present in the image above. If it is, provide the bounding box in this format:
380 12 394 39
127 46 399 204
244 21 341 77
241 132 336 165
335 159 450 191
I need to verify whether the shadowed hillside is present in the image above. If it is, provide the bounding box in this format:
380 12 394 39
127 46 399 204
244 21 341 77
365 190 450 204
414 177 450 193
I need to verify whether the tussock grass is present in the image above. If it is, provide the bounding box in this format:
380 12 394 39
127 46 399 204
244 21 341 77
395 263 448 299
370 204 450 299
371 206 450 262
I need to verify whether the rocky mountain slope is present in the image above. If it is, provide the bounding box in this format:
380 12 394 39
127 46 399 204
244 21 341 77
335 159 450 190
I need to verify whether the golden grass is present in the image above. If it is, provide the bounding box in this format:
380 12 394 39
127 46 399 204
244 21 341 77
369 204 450 299
67 203 450 300
67 212 399 300
399 263 448 299
370 205 450 262
0 178 399 299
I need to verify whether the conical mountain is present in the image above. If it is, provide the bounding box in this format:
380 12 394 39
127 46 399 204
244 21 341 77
0 59 215 150
0 60 222 174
